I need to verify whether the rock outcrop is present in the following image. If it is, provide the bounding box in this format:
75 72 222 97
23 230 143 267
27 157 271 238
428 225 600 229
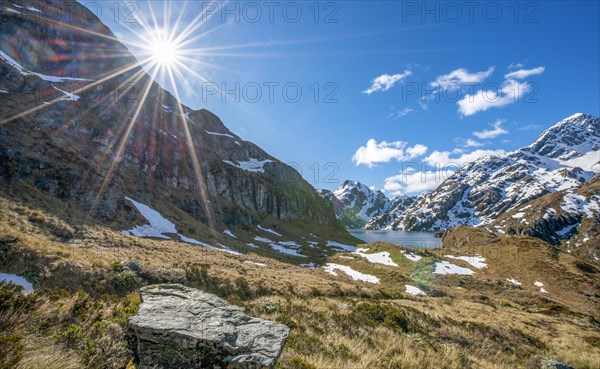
128 284 289 369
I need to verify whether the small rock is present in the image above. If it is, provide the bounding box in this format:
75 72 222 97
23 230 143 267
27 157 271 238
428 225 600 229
129 284 289 369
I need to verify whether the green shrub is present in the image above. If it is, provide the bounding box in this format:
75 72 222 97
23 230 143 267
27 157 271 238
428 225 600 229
0 332 24 368
110 271 140 294
259 298 281 314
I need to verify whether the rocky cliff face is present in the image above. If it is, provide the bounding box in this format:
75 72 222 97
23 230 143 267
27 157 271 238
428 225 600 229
0 0 349 248
319 180 392 229
390 114 599 232
129 284 289 369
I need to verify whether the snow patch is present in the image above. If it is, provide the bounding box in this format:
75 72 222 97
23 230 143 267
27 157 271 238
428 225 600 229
506 278 521 286
257 225 282 237
123 197 177 238
51 84 80 101
326 241 356 252
405 284 426 296
244 261 266 267
0 50 92 82
401 250 422 262
254 236 274 243
223 158 274 173
269 243 306 257
0 273 33 292
433 261 475 275
444 255 487 269
323 263 380 284
206 130 235 139
223 230 237 238
352 248 398 267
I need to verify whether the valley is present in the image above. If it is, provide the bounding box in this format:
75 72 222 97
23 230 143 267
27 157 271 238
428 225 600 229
0 1 599 369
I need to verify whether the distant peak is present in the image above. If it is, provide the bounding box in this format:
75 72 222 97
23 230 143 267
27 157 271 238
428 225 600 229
563 112 585 121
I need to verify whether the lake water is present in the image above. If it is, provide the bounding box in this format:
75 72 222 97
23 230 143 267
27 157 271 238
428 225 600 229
349 230 442 249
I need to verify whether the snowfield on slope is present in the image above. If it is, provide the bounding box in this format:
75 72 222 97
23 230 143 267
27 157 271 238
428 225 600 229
433 261 475 275
352 248 398 266
323 263 380 284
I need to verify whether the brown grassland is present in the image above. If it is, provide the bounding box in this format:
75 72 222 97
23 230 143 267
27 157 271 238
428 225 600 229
0 195 599 369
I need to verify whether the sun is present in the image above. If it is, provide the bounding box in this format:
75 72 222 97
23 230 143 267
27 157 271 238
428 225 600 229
144 29 182 68
152 39 179 66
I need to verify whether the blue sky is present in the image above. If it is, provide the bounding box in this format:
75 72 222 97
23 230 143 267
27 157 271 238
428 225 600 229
84 1 600 195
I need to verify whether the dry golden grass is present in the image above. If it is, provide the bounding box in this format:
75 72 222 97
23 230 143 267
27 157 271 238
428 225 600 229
1 196 599 369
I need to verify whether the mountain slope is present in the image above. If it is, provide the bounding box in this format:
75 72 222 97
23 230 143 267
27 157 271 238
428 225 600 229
491 173 600 262
391 114 599 232
320 180 392 228
0 0 356 258
365 194 418 230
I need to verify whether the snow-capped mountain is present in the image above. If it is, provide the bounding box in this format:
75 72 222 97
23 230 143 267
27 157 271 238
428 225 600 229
490 172 600 262
365 195 418 230
321 181 393 228
390 113 600 231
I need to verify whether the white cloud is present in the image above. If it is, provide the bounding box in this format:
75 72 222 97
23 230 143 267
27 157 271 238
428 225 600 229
457 79 530 116
384 171 445 195
363 71 412 95
352 139 428 168
430 66 494 90
508 62 525 70
473 119 509 139
504 66 545 79
517 123 542 131
424 148 505 167
464 139 484 147
383 147 505 195
387 107 414 119
406 143 428 157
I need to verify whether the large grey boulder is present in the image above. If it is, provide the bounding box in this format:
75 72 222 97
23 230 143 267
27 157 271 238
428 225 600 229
128 284 289 369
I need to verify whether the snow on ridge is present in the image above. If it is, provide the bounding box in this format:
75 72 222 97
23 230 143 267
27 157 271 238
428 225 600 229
0 50 92 82
223 158 274 173
206 130 235 139
352 248 398 267
324 263 380 284
444 255 487 269
433 261 475 275
257 225 282 237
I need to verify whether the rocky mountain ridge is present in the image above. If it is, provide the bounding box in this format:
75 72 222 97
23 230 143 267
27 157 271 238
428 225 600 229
0 0 356 259
318 180 414 229
389 113 599 233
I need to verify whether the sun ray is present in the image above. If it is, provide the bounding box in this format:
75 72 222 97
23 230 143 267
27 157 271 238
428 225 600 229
165 64 217 236
88 66 160 218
